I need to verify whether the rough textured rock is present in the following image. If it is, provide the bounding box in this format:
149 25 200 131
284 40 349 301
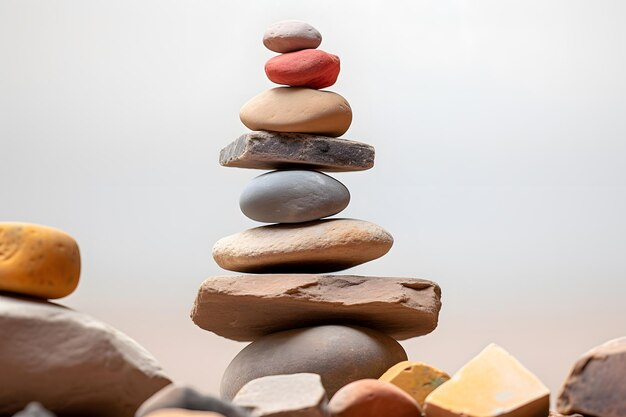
240 88 352 138
213 219 393 273
328 379 422 417
557 337 626 417
265 49 340 89
136 384 249 417
0 294 171 417
11 403 56 417
233 373 327 417
219 131 375 172
263 20 322 53
191 274 441 341
221 325 407 401
239 170 350 223
379 361 450 408
424 344 549 417
0 222 80 299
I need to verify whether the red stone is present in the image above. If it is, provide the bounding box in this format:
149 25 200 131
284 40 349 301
265 49 340 89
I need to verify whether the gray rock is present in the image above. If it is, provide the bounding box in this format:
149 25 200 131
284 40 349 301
263 20 322 53
240 170 349 223
233 373 328 417
11 403 55 417
136 384 249 417
219 131 374 172
191 274 441 341
0 294 171 417
221 325 407 401
557 337 626 417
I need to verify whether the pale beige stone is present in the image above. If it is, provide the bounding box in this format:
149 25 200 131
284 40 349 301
191 275 441 341
233 373 327 417
239 88 352 137
424 344 549 417
212 219 393 273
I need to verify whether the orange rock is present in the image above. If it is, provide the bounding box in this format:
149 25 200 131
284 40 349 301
0 222 80 299
379 361 450 408
265 49 340 89
424 344 549 417
328 379 422 417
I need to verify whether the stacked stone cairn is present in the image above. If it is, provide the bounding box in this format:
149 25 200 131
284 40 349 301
189 19 443 405
0 222 170 417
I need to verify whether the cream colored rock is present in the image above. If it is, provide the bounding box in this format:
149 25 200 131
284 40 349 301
380 361 450 409
424 344 549 417
0 222 80 299
212 219 393 273
239 88 352 137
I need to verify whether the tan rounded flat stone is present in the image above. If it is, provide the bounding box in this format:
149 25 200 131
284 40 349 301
212 219 393 274
191 275 441 341
379 361 450 409
424 344 549 417
239 88 352 137
0 222 80 299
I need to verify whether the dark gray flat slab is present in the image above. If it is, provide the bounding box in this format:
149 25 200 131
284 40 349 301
219 131 375 172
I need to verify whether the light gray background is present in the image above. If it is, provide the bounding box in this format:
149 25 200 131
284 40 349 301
1 0 625 400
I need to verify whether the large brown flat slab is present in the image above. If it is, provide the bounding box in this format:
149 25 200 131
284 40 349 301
191 274 441 341
219 131 375 172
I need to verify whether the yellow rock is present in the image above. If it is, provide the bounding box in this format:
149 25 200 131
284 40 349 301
239 87 353 137
145 409 225 417
0 222 80 299
424 344 549 417
380 361 450 408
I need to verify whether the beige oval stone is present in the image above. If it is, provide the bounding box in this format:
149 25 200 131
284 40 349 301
239 87 352 137
0 222 80 299
212 219 393 274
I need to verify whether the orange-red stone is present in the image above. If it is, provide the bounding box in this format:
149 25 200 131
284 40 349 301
328 379 422 417
265 49 340 89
